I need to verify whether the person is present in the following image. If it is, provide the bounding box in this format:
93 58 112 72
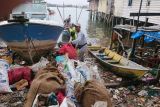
61 29 71 43
69 23 77 41
56 42 77 60
71 23 87 62
64 15 71 27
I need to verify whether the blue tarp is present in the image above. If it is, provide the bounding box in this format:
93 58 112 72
131 31 160 43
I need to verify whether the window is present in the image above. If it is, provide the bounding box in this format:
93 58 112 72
146 0 151 6
128 0 133 6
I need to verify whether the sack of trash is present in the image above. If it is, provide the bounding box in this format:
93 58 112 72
24 67 66 107
0 59 12 93
74 80 112 107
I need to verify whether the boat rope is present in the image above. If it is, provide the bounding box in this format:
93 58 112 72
57 6 64 24
77 6 84 23
25 38 34 64
24 24 41 64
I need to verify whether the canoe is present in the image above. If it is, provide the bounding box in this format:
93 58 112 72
88 46 149 78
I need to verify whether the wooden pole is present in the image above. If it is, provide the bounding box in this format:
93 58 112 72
130 0 143 59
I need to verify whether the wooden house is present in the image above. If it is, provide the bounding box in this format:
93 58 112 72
114 0 160 25
88 0 99 12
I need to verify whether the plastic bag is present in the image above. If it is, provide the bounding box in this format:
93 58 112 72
0 59 12 93
92 101 108 107
31 57 49 72
60 97 76 107
89 65 103 83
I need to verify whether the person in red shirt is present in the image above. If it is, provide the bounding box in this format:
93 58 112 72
57 42 78 60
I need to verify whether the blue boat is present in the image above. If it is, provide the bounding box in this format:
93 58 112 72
0 1 64 63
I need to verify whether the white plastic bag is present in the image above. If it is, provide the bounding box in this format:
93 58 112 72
92 101 108 107
31 57 49 72
60 97 76 107
0 59 12 93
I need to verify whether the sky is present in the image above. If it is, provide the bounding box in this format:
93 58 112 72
45 0 88 6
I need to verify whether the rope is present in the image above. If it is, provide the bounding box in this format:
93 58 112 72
77 7 84 23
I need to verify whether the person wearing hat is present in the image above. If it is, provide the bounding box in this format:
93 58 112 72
71 23 87 62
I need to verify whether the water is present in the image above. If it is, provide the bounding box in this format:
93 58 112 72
49 7 111 46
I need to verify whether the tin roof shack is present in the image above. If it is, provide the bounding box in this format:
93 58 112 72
88 0 99 12
113 0 160 25
112 24 160 68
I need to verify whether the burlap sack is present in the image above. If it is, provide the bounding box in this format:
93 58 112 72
24 67 65 107
74 80 112 107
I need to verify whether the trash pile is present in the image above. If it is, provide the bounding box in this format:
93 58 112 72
0 40 160 107
0 41 112 107
86 58 160 107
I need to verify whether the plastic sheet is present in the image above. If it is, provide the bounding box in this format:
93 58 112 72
0 59 12 93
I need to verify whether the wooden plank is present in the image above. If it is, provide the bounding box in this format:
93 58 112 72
130 13 160 16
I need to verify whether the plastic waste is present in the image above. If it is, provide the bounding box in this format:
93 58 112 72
56 56 66 64
138 90 148 96
31 57 49 72
76 65 88 81
147 87 160 97
0 59 10 71
0 40 7 48
60 97 76 107
48 93 58 105
0 59 12 93
90 65 103 83
92 101 108 107
32 93 59 107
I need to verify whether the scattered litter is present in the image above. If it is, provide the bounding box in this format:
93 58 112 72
138 90 148 96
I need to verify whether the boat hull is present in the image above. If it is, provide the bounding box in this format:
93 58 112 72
88 46 149 79
0 20 64 62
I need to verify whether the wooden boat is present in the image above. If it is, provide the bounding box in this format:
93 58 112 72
88 46 149 78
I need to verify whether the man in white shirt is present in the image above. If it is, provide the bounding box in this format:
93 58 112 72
72 23 87 62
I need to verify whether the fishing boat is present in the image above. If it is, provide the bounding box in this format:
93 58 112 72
0 0 64 63
88 46 149 78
